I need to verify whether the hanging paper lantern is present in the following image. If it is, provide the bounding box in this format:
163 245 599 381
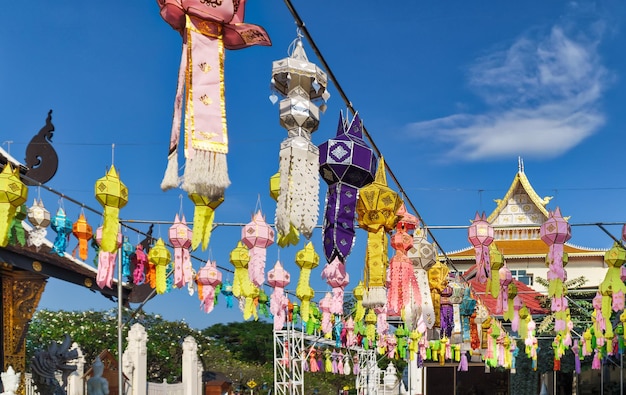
27 198 50 248
241 210 274 287
428 261 449 328
318 112 376 262
51 208 73 256
387 203 420 317
496 264 512 315
321 257 350 316
356 157 402 309
229 241 259 320
196 260 222 313
189 193 223 251
599 242 626 340
319 292 333 336
467 212 494 284
95 227 123 289
540 207 571 333
295 242 320 322
121 236 134 279
407 226 437 330
157 0 271 198
271 34 329 240
487 243 503 298
0 164 28 247
267 260 291 330
8 203 27 246
148 238 171 294
169 214 193 288
72 213 93 261
221 279 234 308
132 244 148 285
95 166 128 253
352 281 365 323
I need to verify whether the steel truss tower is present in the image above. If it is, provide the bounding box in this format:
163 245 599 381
273 322 305 395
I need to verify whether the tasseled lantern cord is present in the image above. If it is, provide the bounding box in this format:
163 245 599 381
276 134 319 240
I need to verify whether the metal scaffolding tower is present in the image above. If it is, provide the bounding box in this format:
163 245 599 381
357 349 380 395
273 322 305 395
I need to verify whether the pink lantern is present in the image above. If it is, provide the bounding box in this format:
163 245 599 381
321 257 349 315
169 214 193 288
467 212 494 283
387 204 420 317
267 260 290 330
196 260 222 313
540 207 571 340
132 244 148 285
242 211 274 287
319 292 333 335
95 226 123 289
496 265 513 314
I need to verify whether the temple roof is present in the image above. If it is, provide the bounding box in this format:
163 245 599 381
447 239 605 260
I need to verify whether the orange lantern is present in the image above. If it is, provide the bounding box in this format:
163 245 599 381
72 213 93 260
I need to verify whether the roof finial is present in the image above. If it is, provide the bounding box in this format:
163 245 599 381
518 156 524 173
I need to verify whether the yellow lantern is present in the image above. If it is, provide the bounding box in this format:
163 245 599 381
356 157 401 308
0 164 28 247
189 193 223 251
148 238 171 295
295 242 320 322
229 241 259 320
353 281 366 322
95 166 128 252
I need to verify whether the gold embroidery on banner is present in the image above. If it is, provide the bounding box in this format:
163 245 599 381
200 0 223 7
199 131 217 140
200 94 213 106
240 29 267 44
199 62 211 73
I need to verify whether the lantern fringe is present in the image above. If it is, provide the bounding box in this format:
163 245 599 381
363 286 387 309
0 205 18 247
161 151 180 191
182 150 230 200
276 137 319 239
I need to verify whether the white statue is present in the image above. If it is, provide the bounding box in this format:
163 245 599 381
87 357 109 395
1 366 20 395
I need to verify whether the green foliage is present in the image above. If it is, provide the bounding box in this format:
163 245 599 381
201 320 274 364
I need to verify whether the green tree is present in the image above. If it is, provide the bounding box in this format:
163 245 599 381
201 320 274 364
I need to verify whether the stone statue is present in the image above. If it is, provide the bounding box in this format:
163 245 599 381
31 333 78 395
87 357 109 395
1 366 20 395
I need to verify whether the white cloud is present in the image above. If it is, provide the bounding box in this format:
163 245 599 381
406 22 609 161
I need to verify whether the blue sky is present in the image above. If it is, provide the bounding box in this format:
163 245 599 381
1 0 626 329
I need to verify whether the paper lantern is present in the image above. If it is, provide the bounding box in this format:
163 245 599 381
121 236 134 279
428 261 449 328
387 203 420 317
95 166 128 253
467 212 494 284
540 207 570 329
356 157 402 309
196 260 222 313
95 227 123 289
229 241 259 320
271 35 329 240
158 0 271 199
221 279 234 308
487 243 504 298
132 244 148 285
72 213 93 261
51 208 73 256
598 242 626 340
27 198 50 249
352 281 365 323
319 292 333 336
241 210 274 287
169 214 193 288
189 193 223 251
295 242 320 322
0 164 28 247
406 227 437 330
148 238 171 295
267 260 290 330
321 257 349 315
319 112 376 262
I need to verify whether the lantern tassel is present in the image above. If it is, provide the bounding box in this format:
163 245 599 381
156 264 167 294
96 251 116 289
182 151 230 200
0 204 19 247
